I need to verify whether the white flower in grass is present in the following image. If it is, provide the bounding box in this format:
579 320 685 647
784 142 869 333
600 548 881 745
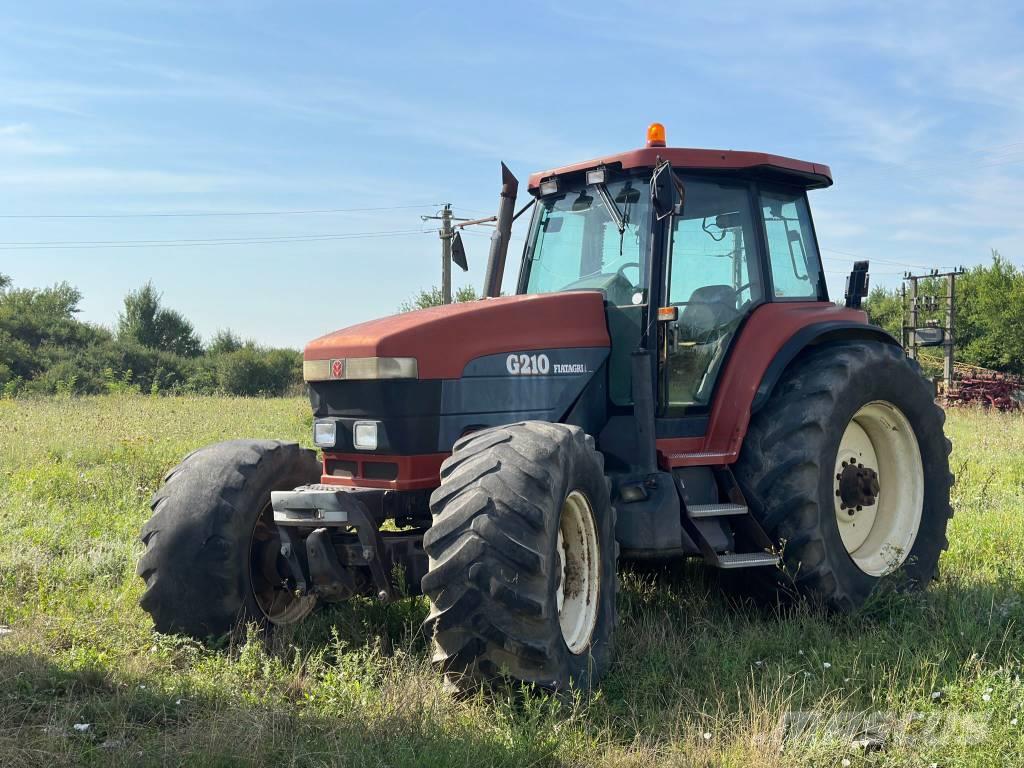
841 759 851 767
73 723 91 733
982 693 991 702
931 691 943 700
823 662 832 669
1011 717 1018 726
703 732 711 741
798 649 804 655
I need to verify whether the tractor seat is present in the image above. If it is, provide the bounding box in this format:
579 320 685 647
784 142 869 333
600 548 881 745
678 285 739 339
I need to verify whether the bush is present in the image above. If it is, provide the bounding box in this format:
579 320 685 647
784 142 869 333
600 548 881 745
214 347 302 396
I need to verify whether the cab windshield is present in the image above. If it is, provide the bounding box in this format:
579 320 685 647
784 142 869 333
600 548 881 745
523 176 651 306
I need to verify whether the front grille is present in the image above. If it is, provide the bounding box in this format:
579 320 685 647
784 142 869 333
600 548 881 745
325 456 398 482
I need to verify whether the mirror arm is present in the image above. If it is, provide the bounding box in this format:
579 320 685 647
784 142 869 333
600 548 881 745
512 198 536 222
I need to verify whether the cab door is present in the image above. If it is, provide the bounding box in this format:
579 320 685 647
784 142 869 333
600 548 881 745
658 179 765 416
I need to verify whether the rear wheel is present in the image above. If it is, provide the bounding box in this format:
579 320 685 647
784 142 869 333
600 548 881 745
422 421 616 691
733 341 953 610
138 440 321 637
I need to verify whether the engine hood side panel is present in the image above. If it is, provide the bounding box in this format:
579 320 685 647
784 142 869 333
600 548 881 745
438 347 610 449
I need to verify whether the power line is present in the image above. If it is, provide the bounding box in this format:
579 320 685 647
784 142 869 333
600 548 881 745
0 228 432 250
820 247 952 272
0 203 442 220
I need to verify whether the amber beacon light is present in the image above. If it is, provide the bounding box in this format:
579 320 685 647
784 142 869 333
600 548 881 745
646 122 666 147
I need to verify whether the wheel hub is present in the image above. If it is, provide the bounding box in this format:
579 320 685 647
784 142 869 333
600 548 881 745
250 505 316 625
837 459 880 511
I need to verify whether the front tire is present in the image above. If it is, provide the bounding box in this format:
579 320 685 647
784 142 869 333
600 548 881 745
138 439 321 637
422 422 616 691
733 341 953 610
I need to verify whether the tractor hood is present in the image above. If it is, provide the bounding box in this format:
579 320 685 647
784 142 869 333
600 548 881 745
305 291 610 380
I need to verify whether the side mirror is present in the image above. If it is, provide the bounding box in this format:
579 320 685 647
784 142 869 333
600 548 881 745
651 161 682 220
451 230 468 271
844 260 870 309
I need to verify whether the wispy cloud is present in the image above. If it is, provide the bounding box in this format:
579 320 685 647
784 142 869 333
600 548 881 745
0 166 247 194
0 124 72 156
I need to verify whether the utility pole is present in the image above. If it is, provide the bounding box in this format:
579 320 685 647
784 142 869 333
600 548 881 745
906 275 919 361
422 203 500 304
440 205 453 305
944 269 958 393
901 267 964 395
421 204 456 304
899 282 907 350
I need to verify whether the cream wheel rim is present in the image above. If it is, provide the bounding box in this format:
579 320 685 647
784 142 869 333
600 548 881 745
556 490 600 654
833 400 924 576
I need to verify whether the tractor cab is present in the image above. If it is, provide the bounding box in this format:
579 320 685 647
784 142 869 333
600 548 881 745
515 123 832 417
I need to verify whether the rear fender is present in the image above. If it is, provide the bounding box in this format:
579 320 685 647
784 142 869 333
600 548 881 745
751 321 900 413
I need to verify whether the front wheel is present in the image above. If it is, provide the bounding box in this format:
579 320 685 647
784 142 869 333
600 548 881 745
422 421 617 691
138 440 321 637
733 341 953 610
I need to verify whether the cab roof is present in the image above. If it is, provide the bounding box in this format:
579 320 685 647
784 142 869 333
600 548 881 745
527 146 833 192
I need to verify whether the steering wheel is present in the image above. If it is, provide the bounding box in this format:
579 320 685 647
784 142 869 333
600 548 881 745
615 262 641 285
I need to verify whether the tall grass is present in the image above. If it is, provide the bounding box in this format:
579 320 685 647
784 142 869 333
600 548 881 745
0 396 1022 766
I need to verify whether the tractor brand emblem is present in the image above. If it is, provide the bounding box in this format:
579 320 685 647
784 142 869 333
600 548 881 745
330 359 344 379
553 363 588 374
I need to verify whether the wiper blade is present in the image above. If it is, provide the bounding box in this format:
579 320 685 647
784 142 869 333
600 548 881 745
594 184 625 233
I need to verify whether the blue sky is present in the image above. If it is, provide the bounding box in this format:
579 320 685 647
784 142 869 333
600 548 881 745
2 1 1022 348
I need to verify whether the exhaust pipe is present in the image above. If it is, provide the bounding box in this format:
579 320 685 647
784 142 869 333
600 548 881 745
482 162 518 298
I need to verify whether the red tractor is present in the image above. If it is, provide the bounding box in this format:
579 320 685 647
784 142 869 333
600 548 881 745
138 124 952 691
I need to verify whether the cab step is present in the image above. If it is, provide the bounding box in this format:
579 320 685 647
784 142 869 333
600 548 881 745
716 552 780 569
675 468 780 570
687 502 747 518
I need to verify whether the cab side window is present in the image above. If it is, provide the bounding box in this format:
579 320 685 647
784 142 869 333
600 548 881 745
662 180 763 410
760 189 823 300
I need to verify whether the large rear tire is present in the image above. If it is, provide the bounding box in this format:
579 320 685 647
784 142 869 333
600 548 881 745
422 421 616 691
138 440 321 637
733 341 953 610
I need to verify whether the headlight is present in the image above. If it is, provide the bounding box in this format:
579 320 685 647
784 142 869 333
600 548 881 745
313 420 337 448
352 421 378 450
303 357 418 382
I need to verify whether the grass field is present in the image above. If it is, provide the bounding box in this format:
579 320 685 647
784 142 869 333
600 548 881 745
1 396 1022 767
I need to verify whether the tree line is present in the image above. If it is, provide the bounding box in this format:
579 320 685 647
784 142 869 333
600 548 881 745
0 276 302 397
1 254 1017 398
862 251 1024 376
